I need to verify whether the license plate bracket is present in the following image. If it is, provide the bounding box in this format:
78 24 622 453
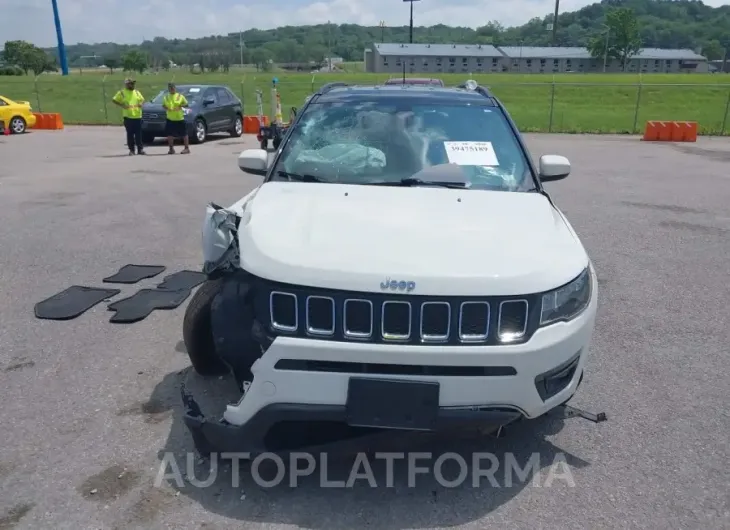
345 377 439 431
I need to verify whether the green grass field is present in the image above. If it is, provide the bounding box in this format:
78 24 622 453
2 71 730 134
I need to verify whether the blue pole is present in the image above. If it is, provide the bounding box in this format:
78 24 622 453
51 0 68 75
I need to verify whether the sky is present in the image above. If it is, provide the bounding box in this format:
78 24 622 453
3 0 729 48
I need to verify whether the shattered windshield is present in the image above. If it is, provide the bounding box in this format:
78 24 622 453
271 97 536 191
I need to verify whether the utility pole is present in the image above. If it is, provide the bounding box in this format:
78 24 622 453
551 0 559 46
602 24 610 72
327 21 332 71
403 0 421 43
379 20 386 42
51 0 69 75
239 32 244 67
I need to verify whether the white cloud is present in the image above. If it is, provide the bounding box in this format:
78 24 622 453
2 0 729 48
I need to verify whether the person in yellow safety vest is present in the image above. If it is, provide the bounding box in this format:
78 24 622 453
162 83 190 154
112 78 146 155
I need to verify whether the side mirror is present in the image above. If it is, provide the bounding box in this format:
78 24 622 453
203 97 215 106
538 155 570 182
238 148 269 175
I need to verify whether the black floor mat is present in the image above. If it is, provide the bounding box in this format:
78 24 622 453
35 286 121 320
155 270 207 291
103 264 166 284
108 289 191 323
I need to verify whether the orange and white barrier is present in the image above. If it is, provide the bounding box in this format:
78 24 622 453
642 120 697 142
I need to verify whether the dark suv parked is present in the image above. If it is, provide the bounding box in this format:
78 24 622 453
141 84 243 144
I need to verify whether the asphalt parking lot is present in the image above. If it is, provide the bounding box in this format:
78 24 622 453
0 127 728 530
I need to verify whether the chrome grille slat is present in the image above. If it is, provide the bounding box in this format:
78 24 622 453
343 299 373 339
497 299 529 342
270 291 298 332
381 301 411 341
305 295 335 336
458 302 490 342
420 302 450 342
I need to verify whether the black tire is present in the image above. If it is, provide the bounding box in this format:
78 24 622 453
230 115 243 137
182 280 228 376
10 116 26 134
210 278 261 388
142 133 155 145
192 118 207 144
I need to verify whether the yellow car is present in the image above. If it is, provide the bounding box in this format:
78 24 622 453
0 95 37 134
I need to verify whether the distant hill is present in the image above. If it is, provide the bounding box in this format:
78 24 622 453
50 0 730 67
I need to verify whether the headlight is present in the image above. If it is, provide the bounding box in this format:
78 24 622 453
540 267 591 325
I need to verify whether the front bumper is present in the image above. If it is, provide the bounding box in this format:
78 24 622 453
141 119 194 137
183 276 598 454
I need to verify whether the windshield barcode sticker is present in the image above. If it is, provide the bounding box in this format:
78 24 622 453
443 141 499 166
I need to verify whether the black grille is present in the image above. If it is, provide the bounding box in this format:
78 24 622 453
343 300 373 338
258 282 538 346
382 301 411 340
498 300 528 341
459 302 490 342
305 296 335 335
270 292 297 331
421 302 450 341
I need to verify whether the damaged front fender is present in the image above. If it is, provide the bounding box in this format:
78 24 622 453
202 202 241 276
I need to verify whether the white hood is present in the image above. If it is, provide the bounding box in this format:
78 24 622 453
237 182 588 296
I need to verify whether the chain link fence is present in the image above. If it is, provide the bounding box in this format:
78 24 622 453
3 74 730 135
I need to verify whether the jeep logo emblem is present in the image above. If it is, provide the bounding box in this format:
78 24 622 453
380 278 416 292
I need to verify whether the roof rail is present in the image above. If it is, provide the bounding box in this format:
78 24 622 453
318 82 349 94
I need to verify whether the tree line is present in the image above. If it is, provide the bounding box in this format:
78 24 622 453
2 0 728 76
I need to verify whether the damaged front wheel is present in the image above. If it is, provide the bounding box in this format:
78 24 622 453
183 279 229 376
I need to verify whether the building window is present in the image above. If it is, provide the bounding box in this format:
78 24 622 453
553 59 559 66
477 61 482 67
540 59 546 66
566 60 572 69
492 58 498 66
383 58 388 66
526 59 532 67
462 57 468 65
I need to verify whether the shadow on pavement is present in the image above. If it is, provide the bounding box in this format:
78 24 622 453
143 365 590 529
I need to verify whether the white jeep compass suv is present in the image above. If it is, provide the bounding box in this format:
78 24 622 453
181 80 599 455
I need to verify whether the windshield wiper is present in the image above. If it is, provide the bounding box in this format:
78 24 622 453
369 177 468 189
276 171 329 183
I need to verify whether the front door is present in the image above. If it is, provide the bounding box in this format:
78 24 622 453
214 87 234 131
201 88 225 132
